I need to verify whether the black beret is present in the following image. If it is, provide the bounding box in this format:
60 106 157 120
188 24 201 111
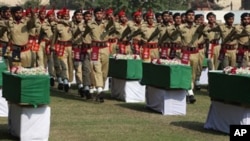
0 6 9 13
241 12 249 19
185 9 194 16
83 11 92 16
224 12 234 20
11 6 23 13
206 12 216 19
161 11 169 17
74 9 82 16
94 7 103 14
173 13 181 19
155 12 161 18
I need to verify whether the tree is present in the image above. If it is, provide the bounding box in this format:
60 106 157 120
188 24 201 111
23 0 44 9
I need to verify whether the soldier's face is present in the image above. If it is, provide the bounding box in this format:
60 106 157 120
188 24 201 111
75 13 83 22
181 15 186 23
39 12 46 20
147 15 154 25
48 15 55 22
186 12 194 23
64 14 70 20
162 13 170 22
134 15 142 23
226 17 234 26
84 14 92 21
174 16 181 25
106 13 113 20
207 15 216 23
3 9 11 19
242 16 249 25
119 15 127 24
156 16 162 23
95 11 103 21
14 10 23 20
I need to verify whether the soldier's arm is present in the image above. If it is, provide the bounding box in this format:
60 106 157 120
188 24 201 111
50 26 58 50
0 20 8 27
120 26 131 41
207 25 221 33
27 10 37 30
127 28 142 41
147 27 160 42
82 24 91 38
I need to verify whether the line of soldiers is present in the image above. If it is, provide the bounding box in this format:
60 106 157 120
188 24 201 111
1 6 250 104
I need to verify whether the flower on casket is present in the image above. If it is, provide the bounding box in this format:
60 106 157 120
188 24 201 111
112 54 141 60
11 66 48 75
223 66 250 75
151 58 182 65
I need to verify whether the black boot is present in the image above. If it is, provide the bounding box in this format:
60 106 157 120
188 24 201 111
96 92 104 103
58 83 64 90
64 84 69 92
78 87 85 98
50 77 55 87
85 90 92 99
188 95 196 104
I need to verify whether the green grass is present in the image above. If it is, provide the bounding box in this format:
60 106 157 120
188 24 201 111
0 88 229 141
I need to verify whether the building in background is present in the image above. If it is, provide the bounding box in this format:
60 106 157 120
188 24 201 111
190 0 241 10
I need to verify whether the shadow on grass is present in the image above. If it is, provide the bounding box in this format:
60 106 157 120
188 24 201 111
115 102 163 115
0 124 19 141
170 121 228 136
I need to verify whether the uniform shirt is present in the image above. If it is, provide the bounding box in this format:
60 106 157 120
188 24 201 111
204 23 221 42
54 22 73 42
235 24 250 46
29 18 43 37
210 23 240 45
178 23 203 47
0 25 9 42
158 23 172 44
114 21 129 40
121 20 142 41
0 17 36 45
84 20 111 41
135 22 158 43
71 20 84 45
40 20 57 41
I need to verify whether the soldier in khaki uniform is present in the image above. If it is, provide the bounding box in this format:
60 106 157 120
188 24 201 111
82 7 114 102
178 9 205 103
204 12 221 70
82 11 94 99
71 9 86 97
40 9 57 86
0 6 11 69
129 9 159 62
52 8 74 92
0 6 36 68
105 8 118 55
114 9 131 54
209 12 240 68
161 12 183 59
120 9 143 55
233 13 250 67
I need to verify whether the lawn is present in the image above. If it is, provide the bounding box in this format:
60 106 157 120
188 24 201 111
0 88 228 141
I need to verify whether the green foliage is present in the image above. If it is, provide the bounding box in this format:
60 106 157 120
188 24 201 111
23 0 43 9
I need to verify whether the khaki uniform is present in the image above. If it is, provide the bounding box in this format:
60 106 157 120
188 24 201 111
179 23 202 88
52 23 74 82
211 24 240 68
114 21 131 54
124 21 142 54
235 24 250 67
204 23 221 70
134 22 159 62
84 20 111 88
0 17 36 68
40 20 57 77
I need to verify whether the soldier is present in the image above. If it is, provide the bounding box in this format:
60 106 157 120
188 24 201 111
233 13 250 67
52 8 74 92
161 12 183 59
194 14 207 90
82 10 94 99
181 13 186 24
129 9 159 62
105 8 118 55
82 7 114 102
40 9 57 86
0 6 36 68
209 12 239 69
120 8 143 55
115 9 131 54
0 6 11 69
204 12 221 70
178 9 206 103
28 7 46 67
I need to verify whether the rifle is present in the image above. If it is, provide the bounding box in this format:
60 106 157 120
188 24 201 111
221 27 236 45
